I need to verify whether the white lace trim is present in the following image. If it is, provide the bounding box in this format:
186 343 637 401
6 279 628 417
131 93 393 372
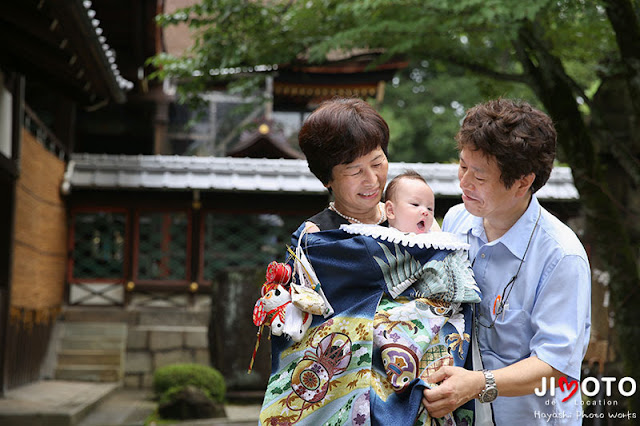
340 224 469 251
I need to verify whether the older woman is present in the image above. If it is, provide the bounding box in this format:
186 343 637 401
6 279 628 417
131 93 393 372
257 98 477 426
299 97 390 231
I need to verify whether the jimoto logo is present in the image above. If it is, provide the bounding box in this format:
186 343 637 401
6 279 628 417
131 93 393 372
534 376 637 402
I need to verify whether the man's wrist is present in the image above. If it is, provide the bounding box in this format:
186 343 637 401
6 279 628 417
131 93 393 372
476 370 486 394
477 369 499 403
471 370 486 400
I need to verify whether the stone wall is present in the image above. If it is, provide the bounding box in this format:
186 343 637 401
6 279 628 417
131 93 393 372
123 300 211 388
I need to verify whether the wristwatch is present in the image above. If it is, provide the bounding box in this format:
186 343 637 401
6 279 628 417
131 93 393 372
478 369 498 403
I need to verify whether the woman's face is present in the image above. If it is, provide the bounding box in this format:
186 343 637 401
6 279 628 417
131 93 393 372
327 147 389 217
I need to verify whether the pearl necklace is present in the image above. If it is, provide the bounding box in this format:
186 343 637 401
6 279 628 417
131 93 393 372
328 201 386 225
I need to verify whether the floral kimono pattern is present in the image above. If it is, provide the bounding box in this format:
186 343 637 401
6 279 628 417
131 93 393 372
258 224 480 425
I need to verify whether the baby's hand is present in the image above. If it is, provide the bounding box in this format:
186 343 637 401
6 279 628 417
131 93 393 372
305 221 321 233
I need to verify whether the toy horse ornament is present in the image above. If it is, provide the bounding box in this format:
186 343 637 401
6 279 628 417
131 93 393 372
248 261 314 374
252 266 313 342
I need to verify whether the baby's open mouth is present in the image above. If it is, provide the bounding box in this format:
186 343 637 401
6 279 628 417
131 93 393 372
417 220 425 231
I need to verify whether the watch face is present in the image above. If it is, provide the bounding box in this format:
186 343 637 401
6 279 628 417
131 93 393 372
482 388 499 403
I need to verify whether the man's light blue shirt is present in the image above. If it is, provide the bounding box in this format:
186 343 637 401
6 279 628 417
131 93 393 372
443 195 591 425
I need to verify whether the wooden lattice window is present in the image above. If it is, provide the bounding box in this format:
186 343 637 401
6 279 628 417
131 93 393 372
135 210 190 282
202 212 305 281
71 211 126 279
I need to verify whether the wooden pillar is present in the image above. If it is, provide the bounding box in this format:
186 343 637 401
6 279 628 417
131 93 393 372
0 73 23 395
153 87 170 155
190 190 201 306
53 97 76 158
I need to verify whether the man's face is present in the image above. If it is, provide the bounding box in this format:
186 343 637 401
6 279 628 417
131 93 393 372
457 148 525 220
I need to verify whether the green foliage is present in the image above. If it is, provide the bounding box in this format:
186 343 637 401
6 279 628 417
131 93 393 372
150 0 611 164
151 0 613 105
381 60 538 163
158 385 192 406
152 363 226 404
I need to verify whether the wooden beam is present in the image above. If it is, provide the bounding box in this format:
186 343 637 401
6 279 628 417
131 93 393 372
0 2 59 52
0 24 95 103
49 0 126 103
0 0 126 104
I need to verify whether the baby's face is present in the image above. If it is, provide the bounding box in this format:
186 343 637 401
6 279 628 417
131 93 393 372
386 178 435 234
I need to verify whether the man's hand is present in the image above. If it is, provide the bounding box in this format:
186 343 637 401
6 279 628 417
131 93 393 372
422 366 485 418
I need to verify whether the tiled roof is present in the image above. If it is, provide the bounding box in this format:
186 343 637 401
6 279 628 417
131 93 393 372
64 154 579 200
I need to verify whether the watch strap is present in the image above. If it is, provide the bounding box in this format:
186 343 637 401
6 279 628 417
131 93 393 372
478 369 498 403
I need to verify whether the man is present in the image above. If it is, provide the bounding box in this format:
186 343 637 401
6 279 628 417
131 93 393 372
423 99 591 425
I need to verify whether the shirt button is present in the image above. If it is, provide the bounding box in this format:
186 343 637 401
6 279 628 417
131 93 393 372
481 253 486 258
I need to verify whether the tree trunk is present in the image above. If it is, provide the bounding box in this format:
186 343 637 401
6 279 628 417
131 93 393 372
515 22 640 415
602 0 640 118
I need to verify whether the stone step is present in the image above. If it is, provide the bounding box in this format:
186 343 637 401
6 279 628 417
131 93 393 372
75 389 156 426
63 322 127 339
55 322 127 384
137 310 210 327
61 305 211 327
62 306 134 324
55 365 122 382
57 350 122 367
60 335 125 351
0 381 119 426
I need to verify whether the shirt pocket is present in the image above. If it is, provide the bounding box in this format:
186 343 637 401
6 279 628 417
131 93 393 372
483 308 531 362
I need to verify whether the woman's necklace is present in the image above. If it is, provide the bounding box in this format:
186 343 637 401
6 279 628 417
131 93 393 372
328 201 386 225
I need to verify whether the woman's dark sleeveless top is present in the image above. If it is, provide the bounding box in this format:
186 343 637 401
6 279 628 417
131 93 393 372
306 208 389 231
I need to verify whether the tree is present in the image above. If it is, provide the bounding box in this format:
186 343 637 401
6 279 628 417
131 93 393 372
380 60 537 163
152 0 640 412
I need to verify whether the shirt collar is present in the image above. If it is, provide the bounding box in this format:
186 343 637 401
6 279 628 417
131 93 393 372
469 214 485 242
498 195 542 260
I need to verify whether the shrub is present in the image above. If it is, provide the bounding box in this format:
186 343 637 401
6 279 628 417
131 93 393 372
152 363 226 404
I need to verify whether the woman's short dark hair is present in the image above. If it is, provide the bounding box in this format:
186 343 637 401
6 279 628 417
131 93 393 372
456 98 557 193
298 97 389 185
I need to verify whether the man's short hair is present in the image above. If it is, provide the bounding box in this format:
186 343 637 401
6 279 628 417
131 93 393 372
456 98 556 193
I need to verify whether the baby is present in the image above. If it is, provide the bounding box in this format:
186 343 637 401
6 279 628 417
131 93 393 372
384 170 436 234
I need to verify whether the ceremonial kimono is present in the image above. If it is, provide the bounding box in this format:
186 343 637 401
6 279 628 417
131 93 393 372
258 221 480 426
